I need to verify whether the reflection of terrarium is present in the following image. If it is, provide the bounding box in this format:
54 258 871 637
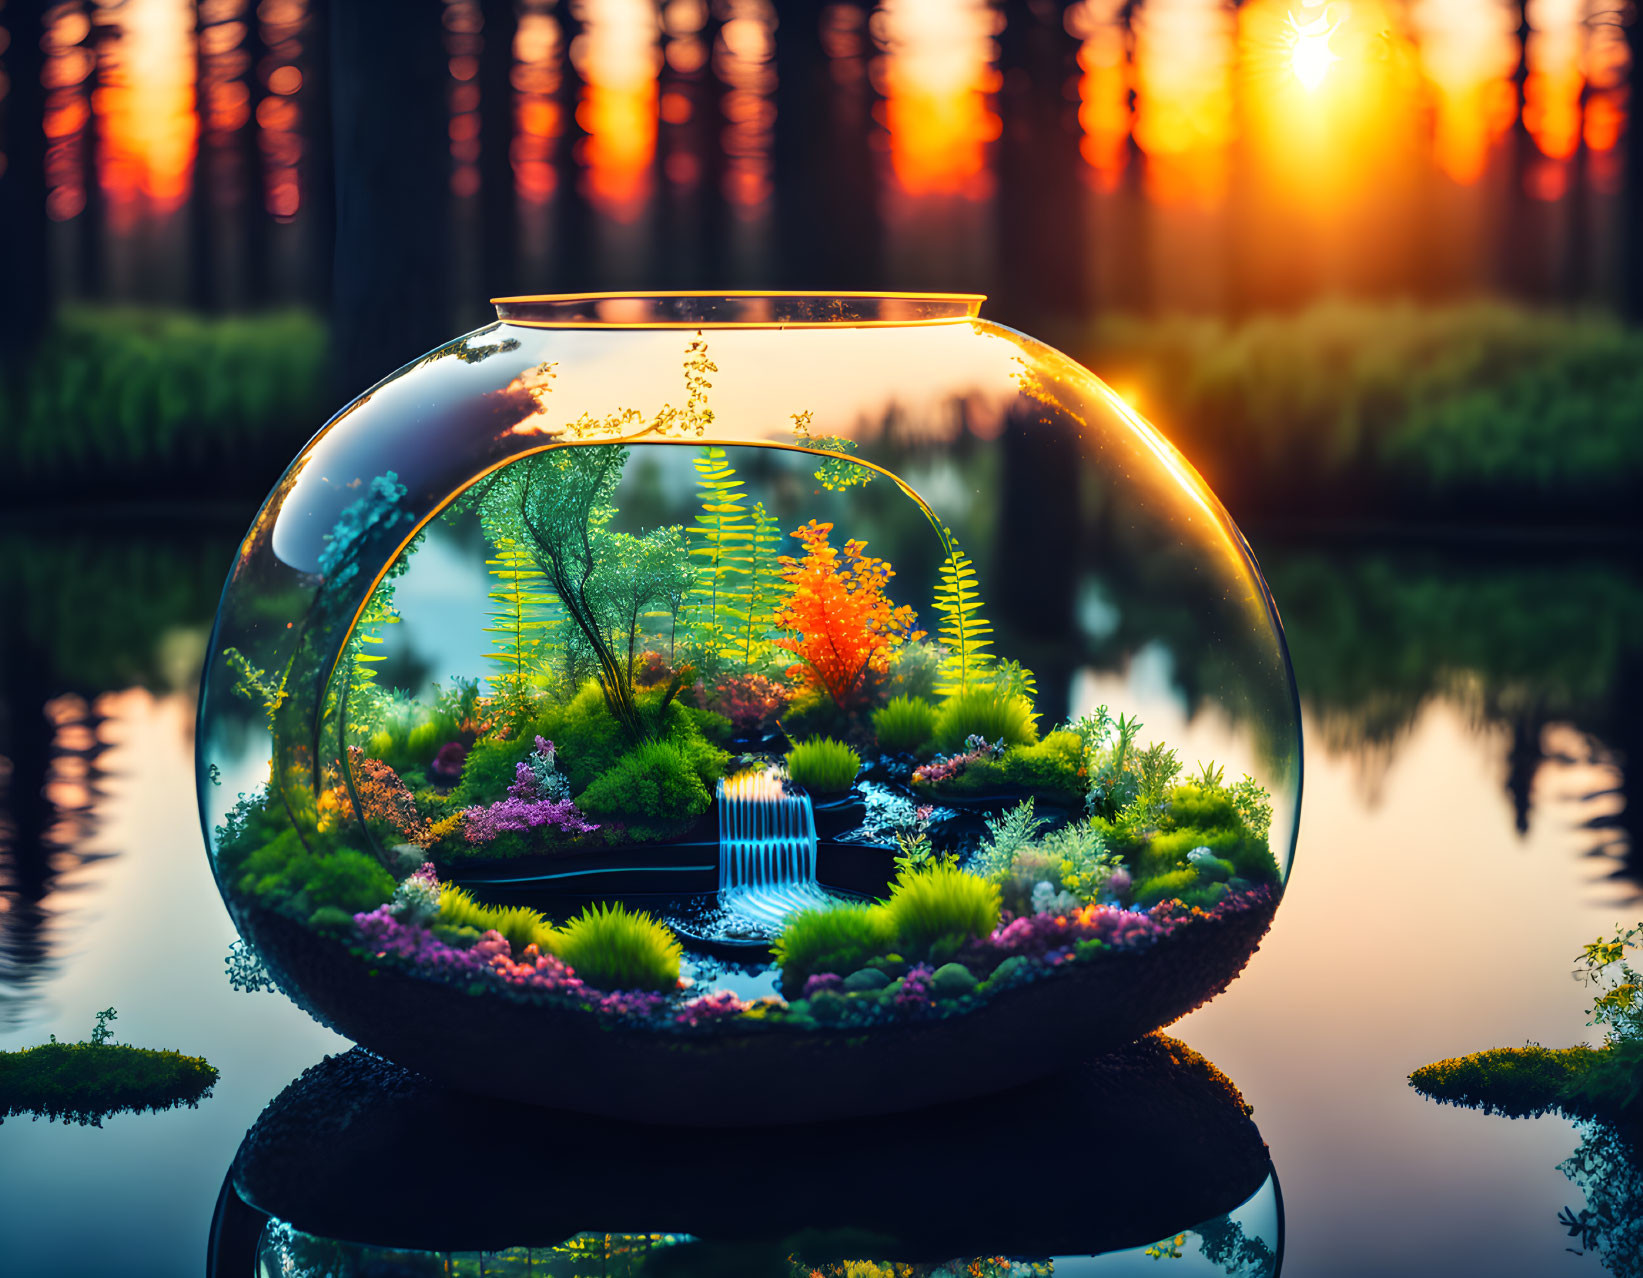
198 292 1301 1122
219 1041 1282 1276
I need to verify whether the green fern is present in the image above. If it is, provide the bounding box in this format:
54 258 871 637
681 446 753 667
483 537 559 717
932 525 994 697
720 501 784 672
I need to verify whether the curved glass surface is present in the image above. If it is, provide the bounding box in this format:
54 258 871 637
197 292 1301 1119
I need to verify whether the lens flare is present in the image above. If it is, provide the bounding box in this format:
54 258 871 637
1288 9 1340 90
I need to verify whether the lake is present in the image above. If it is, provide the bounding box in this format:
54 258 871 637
1 521 1637 1276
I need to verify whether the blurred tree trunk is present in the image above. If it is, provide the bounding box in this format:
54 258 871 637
0 0 51 356
1622 5 1643 320
330 0 452 399
773 0 879 287
478 0 518 299
77 2 106 300
188 1 220 310
240 12 272 305
551 2 593 290
1500 1 1542 300
304 0 337 311
993 0 1090 330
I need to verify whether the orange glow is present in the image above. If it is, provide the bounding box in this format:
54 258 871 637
1522 0 1583 162
714 0 775 213
1068 0 1133 191
513 1 563 204
43 3 95 222
1132 0 1235 206
873 0 1001 198
445 0 482 199
572 0 661 219
93 0 197 222
1408 0 1519 184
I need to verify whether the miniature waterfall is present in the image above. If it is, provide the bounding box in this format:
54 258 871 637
717 770 830 931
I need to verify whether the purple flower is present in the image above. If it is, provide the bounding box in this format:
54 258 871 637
675 989 748 1026
895 964 934 1010
802 973 844 998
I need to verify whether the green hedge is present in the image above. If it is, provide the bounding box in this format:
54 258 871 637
1 305 328 491
1083 300 1643 507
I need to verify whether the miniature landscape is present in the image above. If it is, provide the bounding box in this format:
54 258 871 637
210 374 1284 1058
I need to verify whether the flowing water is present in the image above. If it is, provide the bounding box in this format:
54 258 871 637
715 769 830 934
0 523 1637 1276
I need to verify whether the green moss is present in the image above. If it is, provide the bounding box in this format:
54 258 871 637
999 731 1085 797
882 863 1002 957
577 740 713 821
554 902 682 993
304 849 399 914
1130 867 1201 909
785 737 862 794
872 696 938 753
772 902 896 990
932 690 1039 752
0 1040 219 1126
1410 1045 1606 1120
1160 782 1241 833
1126 825 1278 887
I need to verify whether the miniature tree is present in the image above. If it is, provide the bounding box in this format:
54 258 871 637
773 520 919 714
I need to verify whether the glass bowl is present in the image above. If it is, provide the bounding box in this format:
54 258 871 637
198 291 1301 1122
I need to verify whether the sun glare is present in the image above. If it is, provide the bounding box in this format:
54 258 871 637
1288 7 1340 91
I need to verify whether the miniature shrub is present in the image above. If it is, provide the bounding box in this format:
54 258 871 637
453 733 537 807
554 902 682 993
437 885 557 954
995 847 1067 916
999 731 1084 796
1127 825 1278 886
1131 867 1204 910
773 902 895 990
882 863 1002 956
888 639 943 701
785 737 862 793
1161 782 1242 833
933 690 1039 752
577 740 713 821
873 696 938 753
304 849 399 915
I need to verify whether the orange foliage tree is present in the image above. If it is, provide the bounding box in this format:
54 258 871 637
773 521 920 713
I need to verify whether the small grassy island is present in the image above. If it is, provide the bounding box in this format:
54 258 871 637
1411 926 1643 1132
0 1009 219 1127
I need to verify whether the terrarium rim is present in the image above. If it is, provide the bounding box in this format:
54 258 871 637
490 289 987 329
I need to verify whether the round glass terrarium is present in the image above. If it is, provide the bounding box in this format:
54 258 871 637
198 291 1301 1123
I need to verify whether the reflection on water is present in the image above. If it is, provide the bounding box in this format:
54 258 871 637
215 1039 1280 1276
0 525 1639 1274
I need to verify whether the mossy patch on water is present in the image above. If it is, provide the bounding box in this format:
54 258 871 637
0 1040 219 1127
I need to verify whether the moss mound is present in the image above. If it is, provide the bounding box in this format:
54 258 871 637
0 1040 219 1126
